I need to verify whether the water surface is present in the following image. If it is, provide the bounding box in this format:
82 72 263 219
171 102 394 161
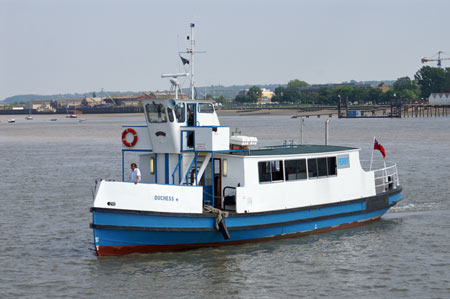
1 114 449 298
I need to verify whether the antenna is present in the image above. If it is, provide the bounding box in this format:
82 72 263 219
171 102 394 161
161 73 188 99
179 23 206 100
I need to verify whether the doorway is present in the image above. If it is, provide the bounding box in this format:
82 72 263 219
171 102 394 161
214 158 222 209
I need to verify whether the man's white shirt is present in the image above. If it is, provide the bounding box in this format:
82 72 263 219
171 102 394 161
129 168 141 182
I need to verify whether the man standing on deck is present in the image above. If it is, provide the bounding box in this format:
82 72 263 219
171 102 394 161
129 163 141 184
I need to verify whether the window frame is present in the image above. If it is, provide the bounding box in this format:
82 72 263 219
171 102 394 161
145 102 168 123
284 159 307 181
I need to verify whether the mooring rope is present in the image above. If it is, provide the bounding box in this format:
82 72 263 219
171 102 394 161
203 205 229 231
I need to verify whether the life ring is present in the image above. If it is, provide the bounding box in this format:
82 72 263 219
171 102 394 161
122 128 138 147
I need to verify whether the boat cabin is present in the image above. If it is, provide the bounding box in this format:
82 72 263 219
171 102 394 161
119 98 399 215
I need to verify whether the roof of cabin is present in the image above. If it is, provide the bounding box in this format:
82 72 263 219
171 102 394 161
230 145 357 156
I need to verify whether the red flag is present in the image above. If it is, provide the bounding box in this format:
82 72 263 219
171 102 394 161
374 139 386 158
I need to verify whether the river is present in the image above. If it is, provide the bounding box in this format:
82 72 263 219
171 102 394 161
0 113 449 298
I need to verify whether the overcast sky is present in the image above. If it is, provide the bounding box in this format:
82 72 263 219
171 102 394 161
1 0 449 100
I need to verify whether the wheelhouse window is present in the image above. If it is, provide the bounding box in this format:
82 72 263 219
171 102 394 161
175 103 185 123
167 108 174 122
285 159 307 181
258 160 284 183
146 102 167 123
198 103 214 113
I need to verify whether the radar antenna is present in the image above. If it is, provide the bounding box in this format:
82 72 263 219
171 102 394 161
161 73 188 99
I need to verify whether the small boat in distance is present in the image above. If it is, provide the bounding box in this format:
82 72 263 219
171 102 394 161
50 118 58 121
25 115 33 120
7 118 16 123
90 24 403 256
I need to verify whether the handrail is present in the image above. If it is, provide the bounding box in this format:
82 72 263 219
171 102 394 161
360 160 400 194
185 154 197 185
171 155 182 184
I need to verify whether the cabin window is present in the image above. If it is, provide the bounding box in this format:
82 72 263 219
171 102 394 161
318 158 328 177
258 160 284 183
271 160 284 181
175 103 185 123
285 159 307 181
146 103 167 123
198 103 214 113
258 161 271 183
307 159 318 178
167 108 174 122
307 157 337 179
328 157 337 176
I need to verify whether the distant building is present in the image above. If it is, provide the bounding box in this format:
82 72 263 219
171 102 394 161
81 97 105 107
237 88 273 104
377 83 390 93
137 91 188 102
429 93 450 105
260 88 274 104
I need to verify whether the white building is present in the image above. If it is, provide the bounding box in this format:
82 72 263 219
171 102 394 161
429 93 450 105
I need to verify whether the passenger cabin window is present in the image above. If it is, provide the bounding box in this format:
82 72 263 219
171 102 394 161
146 103 167 123
328 157 337 176
259 157 337 184
258 160 284 183
318 158 328 177
307 159 318 178
198 103 214 113
175 103 185 123
285 159 307 181
307 157 337 178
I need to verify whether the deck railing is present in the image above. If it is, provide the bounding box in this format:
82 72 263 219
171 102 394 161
360 160 400 194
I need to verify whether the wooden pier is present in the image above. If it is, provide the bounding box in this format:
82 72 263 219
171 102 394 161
401 104 449 118
338 103 449 119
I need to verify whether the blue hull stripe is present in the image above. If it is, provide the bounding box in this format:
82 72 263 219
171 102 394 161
93 200 366 230
94 208 389 247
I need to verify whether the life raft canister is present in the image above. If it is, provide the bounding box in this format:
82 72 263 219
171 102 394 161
122 128 138 147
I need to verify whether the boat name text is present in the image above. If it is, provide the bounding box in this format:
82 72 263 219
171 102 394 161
154 195 179 202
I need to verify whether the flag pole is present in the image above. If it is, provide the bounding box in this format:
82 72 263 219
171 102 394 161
370 136 375 171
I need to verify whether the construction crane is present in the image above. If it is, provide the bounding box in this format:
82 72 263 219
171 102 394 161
421 51 450 68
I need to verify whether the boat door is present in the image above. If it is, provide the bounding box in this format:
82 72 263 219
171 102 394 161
187 103 196 148
187 103 196 126
201 158 222 208
214 158 222 209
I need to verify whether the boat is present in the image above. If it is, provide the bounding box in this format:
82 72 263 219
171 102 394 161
90 24 403 256
7 118 15 123
50 118 58 121
26 106 33 120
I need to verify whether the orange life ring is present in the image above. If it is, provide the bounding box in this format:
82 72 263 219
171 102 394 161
122 128 138 147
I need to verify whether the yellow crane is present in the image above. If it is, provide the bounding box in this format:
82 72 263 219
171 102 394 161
421 51 450 68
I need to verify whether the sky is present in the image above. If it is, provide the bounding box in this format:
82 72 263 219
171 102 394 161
1 0 450 101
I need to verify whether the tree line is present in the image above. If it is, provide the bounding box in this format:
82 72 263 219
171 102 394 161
231 66 450 105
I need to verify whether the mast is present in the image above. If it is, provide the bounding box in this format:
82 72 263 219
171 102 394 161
190 23 195 100
180 23 205 100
